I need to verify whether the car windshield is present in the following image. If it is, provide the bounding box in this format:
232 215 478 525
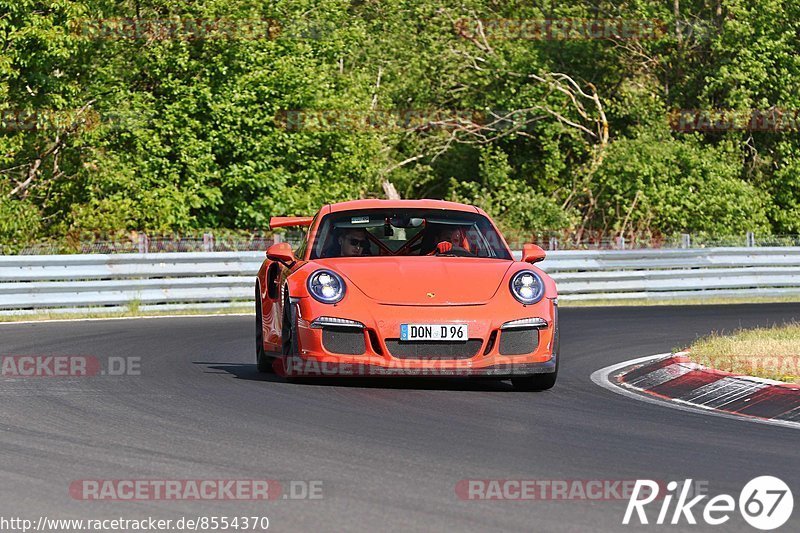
310 209 513 260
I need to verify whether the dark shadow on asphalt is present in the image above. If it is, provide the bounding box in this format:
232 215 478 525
196 362 284 382
194 362 523 391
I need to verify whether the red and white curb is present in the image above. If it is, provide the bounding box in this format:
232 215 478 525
591 353 800 430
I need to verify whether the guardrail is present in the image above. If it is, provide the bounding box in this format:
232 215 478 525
1 248 800 314
0 252 263 315
526 247 800 301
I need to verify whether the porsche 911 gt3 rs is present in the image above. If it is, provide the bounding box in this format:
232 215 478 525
255 199 559 391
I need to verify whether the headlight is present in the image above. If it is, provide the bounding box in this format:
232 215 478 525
509 270 545 305
307 269 346 304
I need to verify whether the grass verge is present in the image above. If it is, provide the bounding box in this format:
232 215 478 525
687 323 800 384
2 295 799 322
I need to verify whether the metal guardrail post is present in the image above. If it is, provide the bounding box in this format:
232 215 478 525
681 234 691 249
203 233 215 252
549 237 558 251
137 234 149 254
746 231 755 247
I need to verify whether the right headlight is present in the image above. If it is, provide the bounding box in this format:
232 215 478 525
509 270 545 305
307 269 346 304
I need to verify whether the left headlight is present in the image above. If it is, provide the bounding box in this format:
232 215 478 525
307 269 346 304
509 270 545 305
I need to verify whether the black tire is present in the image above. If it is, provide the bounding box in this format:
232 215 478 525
511 366 557 391
281 298 305 381
512 306 559 391
255 285 274 373
281 298 299 358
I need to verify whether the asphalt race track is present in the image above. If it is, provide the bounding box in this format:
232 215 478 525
1 304 798 532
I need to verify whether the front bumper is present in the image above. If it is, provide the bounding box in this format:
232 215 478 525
283 296 558 378
281 358 556 378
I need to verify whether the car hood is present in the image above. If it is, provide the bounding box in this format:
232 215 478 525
317 257 515 305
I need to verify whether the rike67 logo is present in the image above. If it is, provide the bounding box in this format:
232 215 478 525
624 476 793 530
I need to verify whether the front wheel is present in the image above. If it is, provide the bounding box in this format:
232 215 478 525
281 298 299 358
511 368 557 391
255 286 273 373
281 299 307 381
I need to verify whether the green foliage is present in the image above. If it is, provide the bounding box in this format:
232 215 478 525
593 129 771 235
449 147 576 241
2 0 800 248
0 194 41 251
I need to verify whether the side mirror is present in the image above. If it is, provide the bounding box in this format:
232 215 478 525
267 242 296 267
521 243 546 264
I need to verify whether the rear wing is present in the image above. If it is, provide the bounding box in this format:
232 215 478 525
269 216 313 229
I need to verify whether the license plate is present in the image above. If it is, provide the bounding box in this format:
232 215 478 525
400 324 469 341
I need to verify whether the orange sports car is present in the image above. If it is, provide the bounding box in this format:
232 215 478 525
255 199 559 390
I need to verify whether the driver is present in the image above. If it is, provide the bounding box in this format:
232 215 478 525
426 226 470 255
338 228 371 257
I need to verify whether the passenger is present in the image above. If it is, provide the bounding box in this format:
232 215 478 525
338 228 371 257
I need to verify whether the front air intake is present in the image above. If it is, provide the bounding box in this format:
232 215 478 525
322 327 366 355
498 328 539 356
